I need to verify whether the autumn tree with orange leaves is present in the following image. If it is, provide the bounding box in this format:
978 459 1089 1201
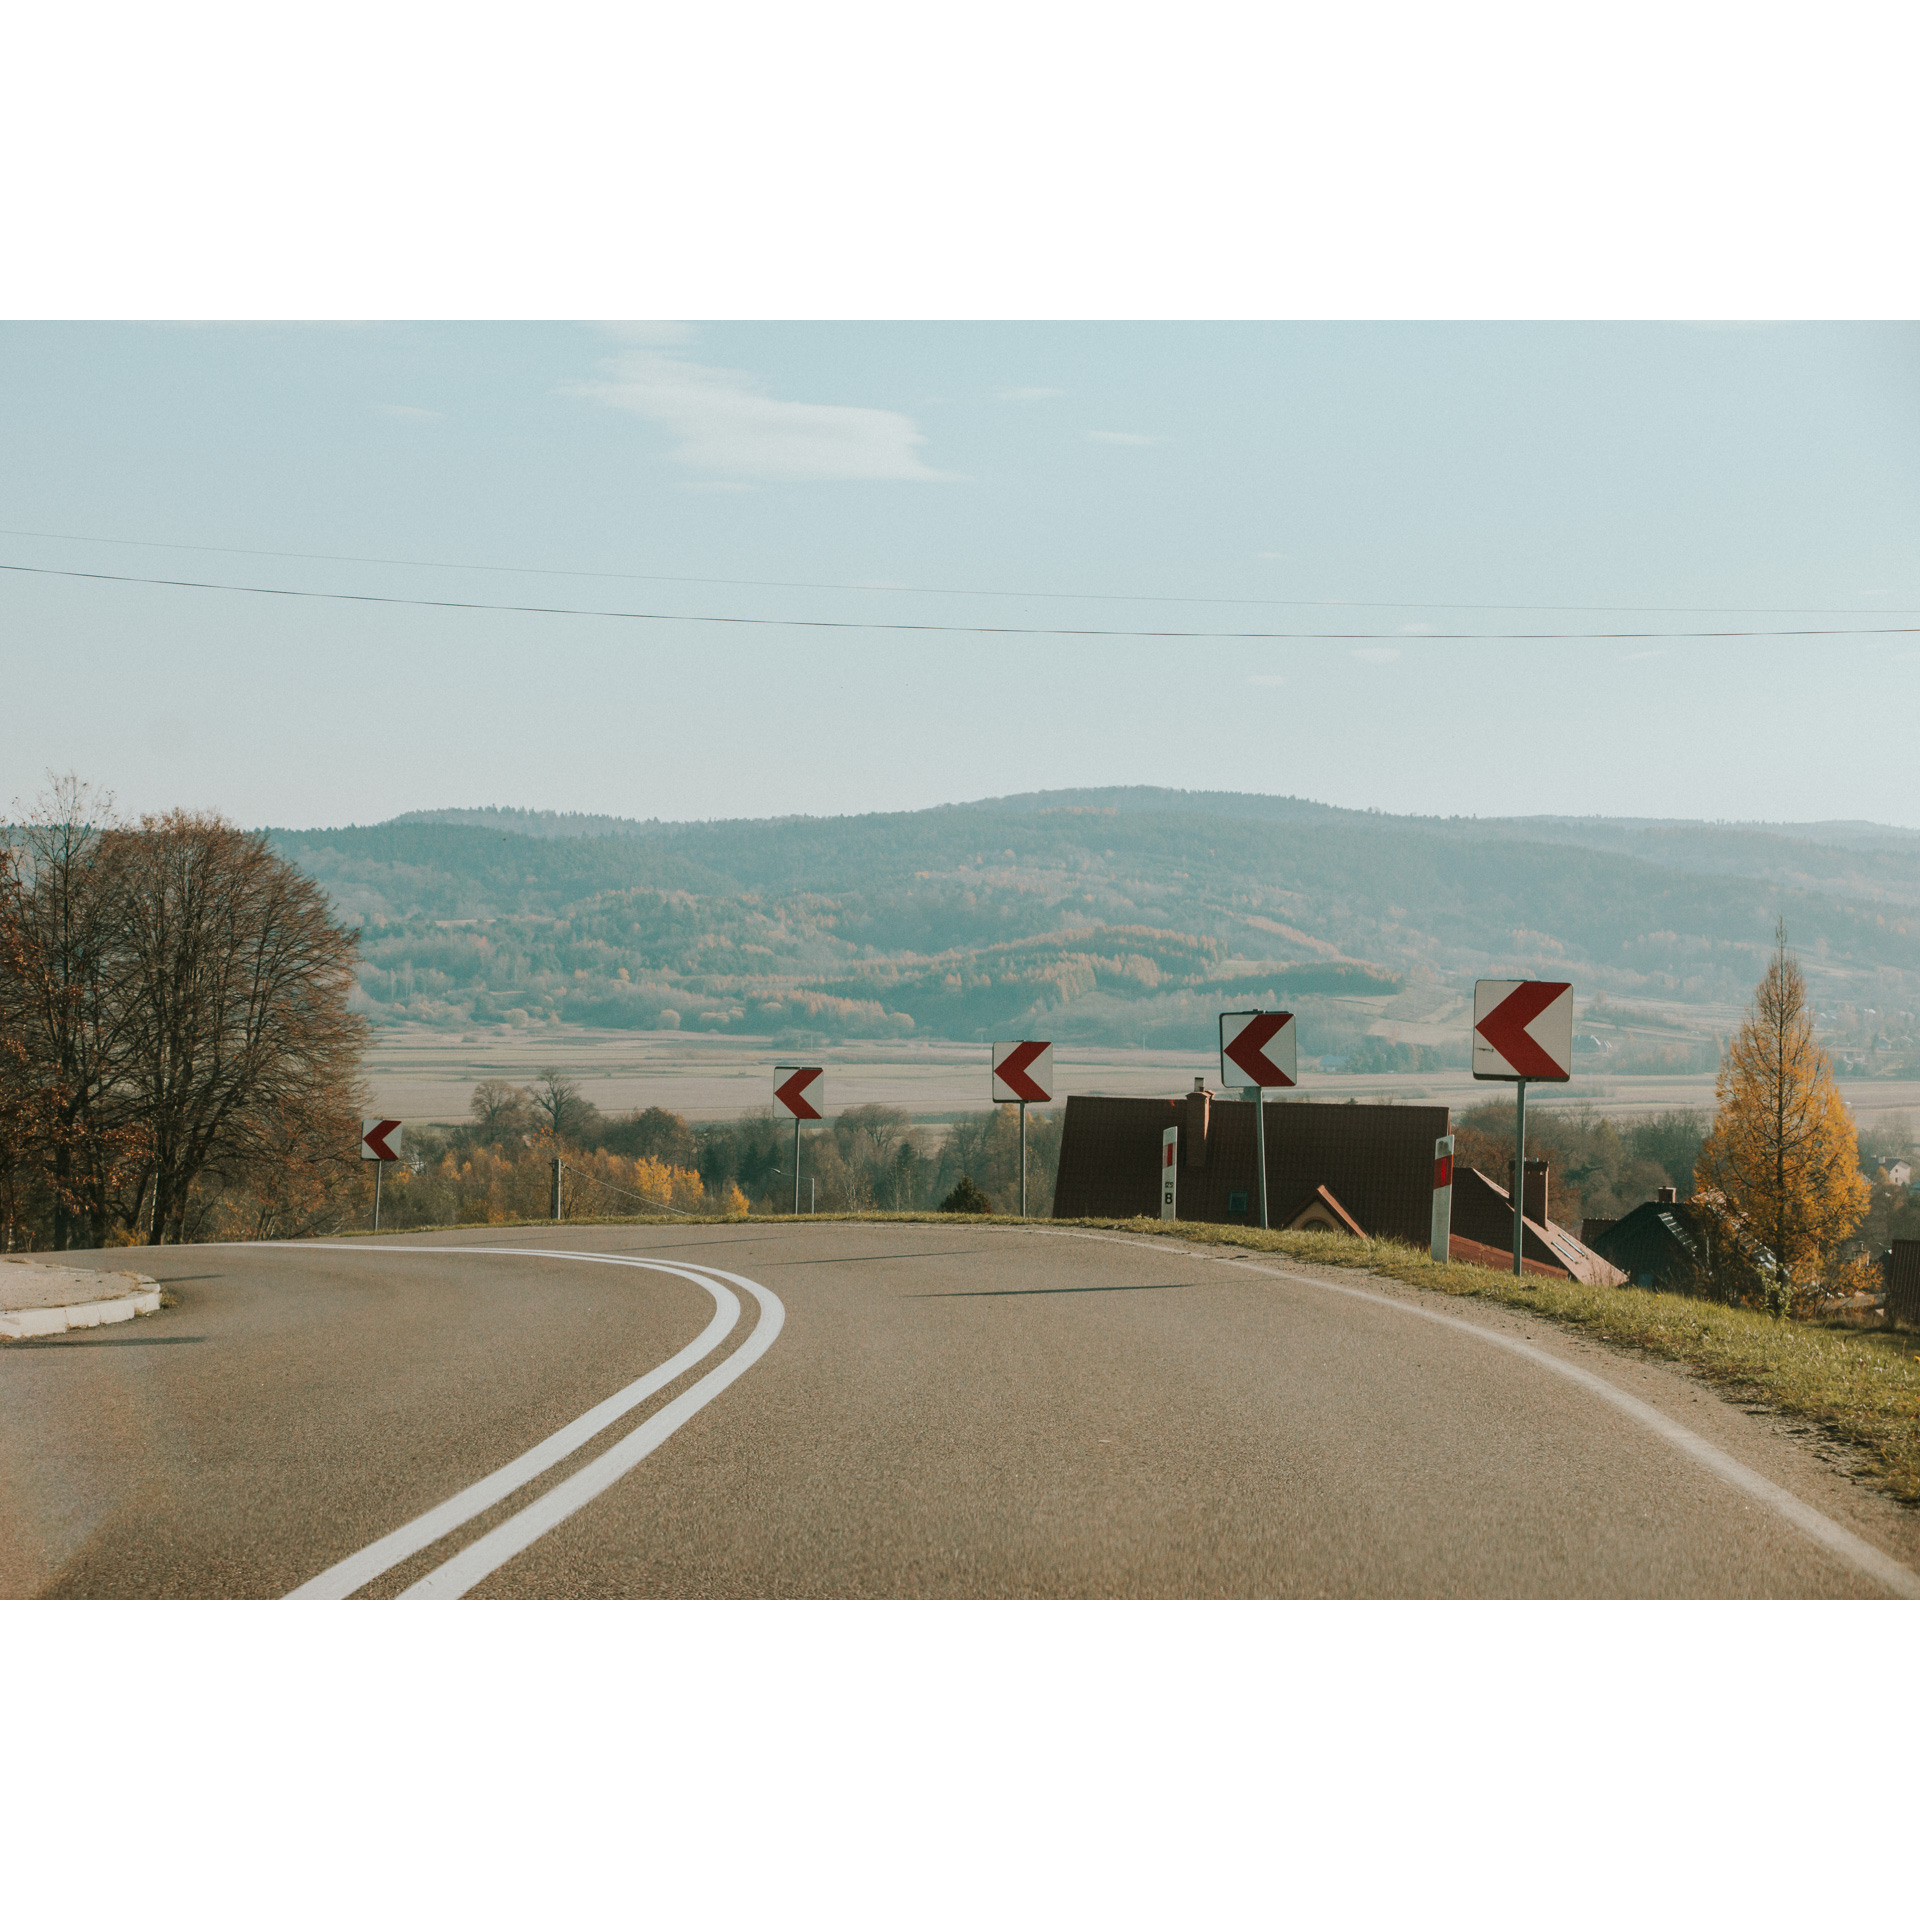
1695 922 1868 1309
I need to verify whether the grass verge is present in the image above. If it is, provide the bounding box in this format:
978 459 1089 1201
324 1207 1920 1503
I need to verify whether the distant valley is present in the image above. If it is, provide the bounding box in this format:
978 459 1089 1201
269 788 1920 1078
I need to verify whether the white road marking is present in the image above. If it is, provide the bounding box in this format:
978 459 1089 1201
1027 1226 1920 1600
401 1266 785 1598
262 1246 778 1600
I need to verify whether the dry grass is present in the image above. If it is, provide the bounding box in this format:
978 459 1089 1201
330 1206 1920 1502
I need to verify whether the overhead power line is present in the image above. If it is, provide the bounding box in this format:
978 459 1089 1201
3 560 1917 641
0 525 1911 619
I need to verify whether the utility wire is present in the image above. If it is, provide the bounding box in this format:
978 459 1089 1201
1 525 1911 619
3 560 1917 641
558 1155 697 1218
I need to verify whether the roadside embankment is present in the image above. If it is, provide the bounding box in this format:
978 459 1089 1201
0 1258 162 1339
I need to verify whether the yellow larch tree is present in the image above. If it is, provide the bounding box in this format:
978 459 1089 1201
1695 921 1868 1297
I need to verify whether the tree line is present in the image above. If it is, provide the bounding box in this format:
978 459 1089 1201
0 780 367 1250
356 1068 1064 1232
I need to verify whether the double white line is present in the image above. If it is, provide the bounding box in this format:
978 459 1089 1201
275 1247 783 1600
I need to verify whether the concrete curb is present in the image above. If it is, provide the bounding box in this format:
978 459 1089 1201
0 1280 163 1340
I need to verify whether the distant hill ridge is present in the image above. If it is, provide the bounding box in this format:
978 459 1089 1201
396 790 1920 843
281 787 1920 1065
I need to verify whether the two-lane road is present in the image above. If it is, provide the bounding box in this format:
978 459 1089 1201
5 1223 1916 1598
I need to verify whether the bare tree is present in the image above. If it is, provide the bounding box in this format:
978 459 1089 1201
117 811 367 1244
0 778 146 1248
469 1078 532 1143
527 1067 594 1142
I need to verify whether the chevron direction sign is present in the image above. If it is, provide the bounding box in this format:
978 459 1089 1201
1472 979 1574 1081
991 1040 1054 1103
1218 1010 1298 1089
774 1067 825 1120
360 1117 402 1161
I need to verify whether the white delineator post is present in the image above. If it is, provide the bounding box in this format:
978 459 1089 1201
1431 1133 1454 1262
1161 1126 1178 1221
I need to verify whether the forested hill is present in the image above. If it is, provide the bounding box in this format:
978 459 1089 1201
270 789 1920 1069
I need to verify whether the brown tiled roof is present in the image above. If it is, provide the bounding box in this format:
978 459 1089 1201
1451 1166 1628 1288
1287 1184 1368 1238
1052 1093 1449 1243
1449 1233 1562 1278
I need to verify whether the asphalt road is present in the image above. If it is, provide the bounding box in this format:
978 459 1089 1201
5 1222 1918 1599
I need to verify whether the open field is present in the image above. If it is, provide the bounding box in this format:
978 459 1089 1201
361 1024 1920 1130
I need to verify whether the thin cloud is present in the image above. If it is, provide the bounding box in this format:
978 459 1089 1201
1087 429 1154 445
1247 673 1287 688
375 403 441 421
567 348 945 481
1351 646 1401 663
998 386 1065 401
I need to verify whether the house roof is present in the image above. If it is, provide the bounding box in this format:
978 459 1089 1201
1591 1195 1776 1283
1450 1166 1629 1288
1287 1184 1368 1238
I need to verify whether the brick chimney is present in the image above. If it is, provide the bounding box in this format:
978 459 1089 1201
1521 1158 1549 1225
1185 1078 1211 1170
1656 1185 1677 1205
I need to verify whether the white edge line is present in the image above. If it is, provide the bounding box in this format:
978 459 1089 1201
268 1247 738 1599
400 1269 786 1599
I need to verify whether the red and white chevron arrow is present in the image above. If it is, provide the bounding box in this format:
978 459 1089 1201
1218 1010 1297 1089
1472 979 1573 1081
774 1067 825 1120
991 1039 1054 1103
360 1117 402 1161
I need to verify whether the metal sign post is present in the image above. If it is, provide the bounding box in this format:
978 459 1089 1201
1471 980 1574 1277
1253 1091 1268 1229
992 1041 1054 1221
774 1069 825 1216
373 1161 384 1232
1218 1011 1297 1232
1512 1085 1527 1275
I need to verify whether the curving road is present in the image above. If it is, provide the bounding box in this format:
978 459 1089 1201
4 1222 1917 1599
